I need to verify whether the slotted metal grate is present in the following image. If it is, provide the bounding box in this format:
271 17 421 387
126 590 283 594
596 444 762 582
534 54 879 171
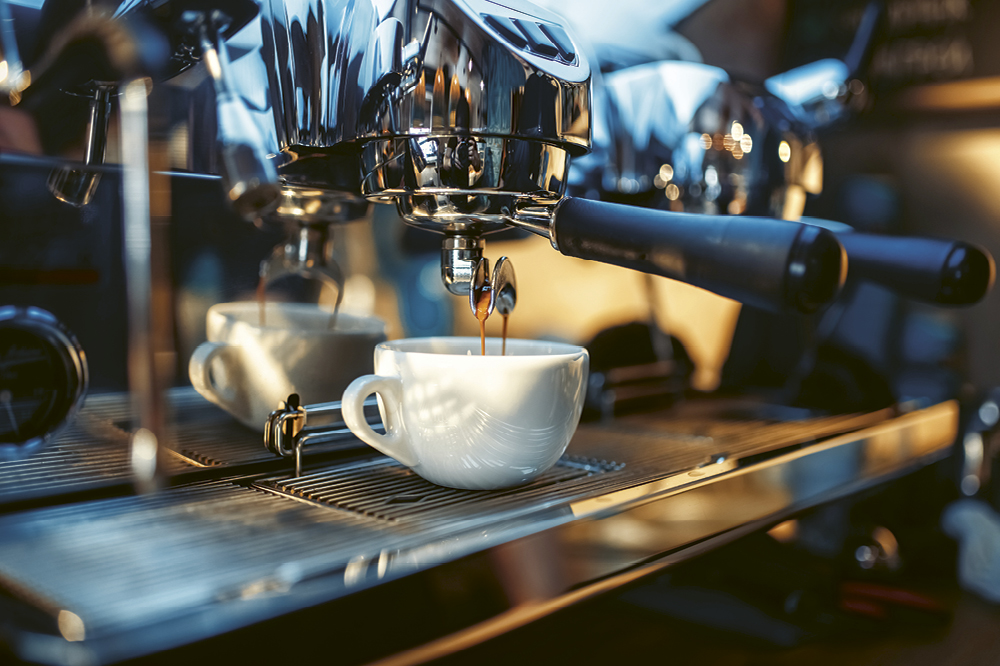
0 400 944 662
0 480 408 638
250 409 895 528
0 389 367 505
254 455 625 524
0 417 188 505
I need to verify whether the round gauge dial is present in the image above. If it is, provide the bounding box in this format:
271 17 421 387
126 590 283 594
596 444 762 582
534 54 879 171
0 306 88 460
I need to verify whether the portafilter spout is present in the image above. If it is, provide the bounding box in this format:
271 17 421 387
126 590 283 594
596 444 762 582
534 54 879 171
257 189 372 322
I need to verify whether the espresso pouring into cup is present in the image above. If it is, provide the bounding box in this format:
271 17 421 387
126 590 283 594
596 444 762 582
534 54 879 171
342 338 588 490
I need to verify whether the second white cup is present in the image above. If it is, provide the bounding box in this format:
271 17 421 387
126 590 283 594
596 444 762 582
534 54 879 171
189 302 386 428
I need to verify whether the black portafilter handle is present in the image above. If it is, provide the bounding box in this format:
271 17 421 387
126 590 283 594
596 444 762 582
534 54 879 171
834 232 995 305
552 197 846 313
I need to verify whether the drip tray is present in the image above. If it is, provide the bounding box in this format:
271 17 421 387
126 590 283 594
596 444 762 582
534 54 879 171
0 388 365 506
254 455 626 525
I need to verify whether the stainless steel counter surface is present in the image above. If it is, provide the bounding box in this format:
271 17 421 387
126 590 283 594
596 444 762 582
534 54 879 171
0 399 957 665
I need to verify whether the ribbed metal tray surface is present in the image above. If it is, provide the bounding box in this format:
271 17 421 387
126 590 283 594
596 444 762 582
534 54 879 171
0 389 354 505
0 405 901 646
0 481 399 637
248 408 889 529
0 387 891 508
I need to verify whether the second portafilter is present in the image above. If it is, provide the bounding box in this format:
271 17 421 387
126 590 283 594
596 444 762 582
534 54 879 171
592 56 993 305
257 190 370 323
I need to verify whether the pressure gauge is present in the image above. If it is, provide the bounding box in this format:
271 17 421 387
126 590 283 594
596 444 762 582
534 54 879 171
0 306 88 460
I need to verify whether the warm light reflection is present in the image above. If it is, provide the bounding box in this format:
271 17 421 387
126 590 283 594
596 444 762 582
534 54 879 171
700 133 712 150
0 60 7 84
778 140 791 162
58 610 85 642
731 122 743 141
723 134 735 151
740 135 753 152
665 183 680 200
659 163 673 181
768 520 798 543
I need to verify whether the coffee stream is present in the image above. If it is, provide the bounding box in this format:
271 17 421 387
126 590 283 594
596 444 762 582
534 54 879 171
476 283 491 356
474 275 510 357
261 259 510 354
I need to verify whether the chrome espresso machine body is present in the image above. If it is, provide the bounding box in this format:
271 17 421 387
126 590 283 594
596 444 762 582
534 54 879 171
203 0 845 311
0 1 992 664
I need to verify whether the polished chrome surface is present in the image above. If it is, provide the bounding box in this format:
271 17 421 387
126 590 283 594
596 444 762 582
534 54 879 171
189 10 281 218
0 388 370 506
264 393 306 475
492 255 516 317
591 60 821 220
469 255 491 316
465 254 516 319
441 234 484 296
259 188 371 322
362 137 573 232
0 401 957 665
265 396 383 474
246 0 590 182
47 86 113 207
220 0 592 285
259 223 346 319
272 187 369 225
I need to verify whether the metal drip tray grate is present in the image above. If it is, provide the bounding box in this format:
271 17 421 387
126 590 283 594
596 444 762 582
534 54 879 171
84 389 291 468
0 401 956 666
254 455 625 524
0 389 364 505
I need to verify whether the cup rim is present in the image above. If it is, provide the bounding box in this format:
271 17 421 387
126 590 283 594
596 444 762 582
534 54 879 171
208 302 386 336
376 336 586 358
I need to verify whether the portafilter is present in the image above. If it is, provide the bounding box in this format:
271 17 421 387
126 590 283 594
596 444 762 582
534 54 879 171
252 0 842 312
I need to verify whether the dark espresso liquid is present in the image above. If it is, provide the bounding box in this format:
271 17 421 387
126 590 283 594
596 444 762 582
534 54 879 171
475 287 491 356
474 284 511 356
501 314 509 356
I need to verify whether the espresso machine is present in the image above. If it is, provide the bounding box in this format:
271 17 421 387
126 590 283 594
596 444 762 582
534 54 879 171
0 1 993 663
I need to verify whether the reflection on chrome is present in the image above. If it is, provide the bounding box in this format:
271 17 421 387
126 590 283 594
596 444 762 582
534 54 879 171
576 59 832 219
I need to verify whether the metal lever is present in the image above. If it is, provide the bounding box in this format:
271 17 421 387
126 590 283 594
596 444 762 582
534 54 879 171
264 393 307 476
265 394 382 477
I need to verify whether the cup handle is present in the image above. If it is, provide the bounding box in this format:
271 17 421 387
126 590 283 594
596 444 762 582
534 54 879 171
188 341 240 414
342 374 418 468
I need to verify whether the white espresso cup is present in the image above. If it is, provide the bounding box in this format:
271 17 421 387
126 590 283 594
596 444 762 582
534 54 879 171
341 337 589 490
189 302 386 429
